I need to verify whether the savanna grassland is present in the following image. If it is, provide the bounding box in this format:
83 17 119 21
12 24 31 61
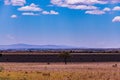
0 62 119 80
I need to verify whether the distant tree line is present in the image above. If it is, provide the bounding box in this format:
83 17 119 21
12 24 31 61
1 49 120 53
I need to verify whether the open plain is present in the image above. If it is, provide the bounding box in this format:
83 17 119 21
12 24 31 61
0 62 120 80
0 52 120 80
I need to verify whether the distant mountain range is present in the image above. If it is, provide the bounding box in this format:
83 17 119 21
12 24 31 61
0 44 76 49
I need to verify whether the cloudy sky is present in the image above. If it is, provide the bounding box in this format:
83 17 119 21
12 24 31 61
0 0 120 48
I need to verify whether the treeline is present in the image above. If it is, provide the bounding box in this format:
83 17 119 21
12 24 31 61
1 49 120 53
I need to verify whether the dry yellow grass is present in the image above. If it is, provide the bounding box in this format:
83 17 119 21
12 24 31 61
0 62 120 80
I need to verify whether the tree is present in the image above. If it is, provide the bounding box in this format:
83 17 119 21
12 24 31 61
0 51 2 57
59 52 71 64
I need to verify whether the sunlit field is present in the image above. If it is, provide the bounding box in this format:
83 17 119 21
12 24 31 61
0 62 119 80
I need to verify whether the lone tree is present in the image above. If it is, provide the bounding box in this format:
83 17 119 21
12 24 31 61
59 52 71 64
0 51 2 57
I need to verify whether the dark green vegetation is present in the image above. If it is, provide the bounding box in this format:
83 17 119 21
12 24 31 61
59 52 71 64
0 53 120 62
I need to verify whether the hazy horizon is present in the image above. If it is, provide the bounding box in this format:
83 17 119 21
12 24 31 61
0 0 120 48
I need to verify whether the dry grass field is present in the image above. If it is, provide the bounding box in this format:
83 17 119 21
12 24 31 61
0 62 119 80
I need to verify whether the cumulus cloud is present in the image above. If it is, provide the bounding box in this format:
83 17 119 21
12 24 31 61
85 10 105 15
113 6 120 11
67 5 97 10
103 7 111 12
18 3 42 11
111 0 120 4
65 0 108 5
4 0 26 6
51 0 120 5
51 0 99 10
42 10 59 15
112 16 120 22
11 0 26 6
50 0 120 11
11 14 17 18
50 0 120 16
3 0 120 22
51 0 108 6
22 12 39 16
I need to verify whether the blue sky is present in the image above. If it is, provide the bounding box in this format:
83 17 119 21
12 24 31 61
0 0 120 48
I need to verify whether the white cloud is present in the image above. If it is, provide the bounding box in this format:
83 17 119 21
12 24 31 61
103 7 111 12
18 3 42 11
51 0 99 10
51 0 108 6
42 11 50 14
68 5 97 10
113 6 120 11
111 0 120 4
4 0 26 6
85 10 105 15
42 10 59 15
112 16 120 22
51 0 98 10
51 0 117 12
49 10 59 15
51 0 120 5
11 14 17 18
50 0 120 12
11 0 26 6
22 12 39 16
65 0 108 5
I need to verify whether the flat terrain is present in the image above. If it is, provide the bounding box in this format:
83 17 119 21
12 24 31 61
0 62 120 80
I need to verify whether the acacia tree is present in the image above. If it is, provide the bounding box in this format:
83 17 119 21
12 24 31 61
0 51 2 57
59 52 71 64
